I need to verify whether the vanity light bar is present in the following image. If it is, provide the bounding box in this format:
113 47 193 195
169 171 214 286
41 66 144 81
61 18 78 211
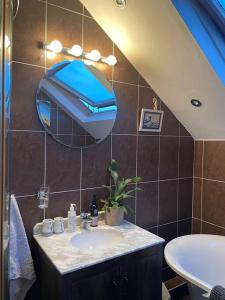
42 40 117 66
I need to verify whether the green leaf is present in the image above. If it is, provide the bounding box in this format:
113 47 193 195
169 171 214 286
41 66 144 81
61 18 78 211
108 160 119 184
102 160 143 210
131 176 142 183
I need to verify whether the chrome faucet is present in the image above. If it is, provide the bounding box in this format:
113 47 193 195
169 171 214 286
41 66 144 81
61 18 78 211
80 213 92 230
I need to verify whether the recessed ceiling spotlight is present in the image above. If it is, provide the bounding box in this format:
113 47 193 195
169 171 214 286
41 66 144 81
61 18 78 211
191 99 202 107
114 0 126 9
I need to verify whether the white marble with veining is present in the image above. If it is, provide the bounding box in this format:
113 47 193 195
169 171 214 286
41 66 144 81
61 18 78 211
34 221 164 275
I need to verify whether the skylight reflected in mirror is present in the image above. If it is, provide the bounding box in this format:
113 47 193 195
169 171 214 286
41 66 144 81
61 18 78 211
36 60 117 148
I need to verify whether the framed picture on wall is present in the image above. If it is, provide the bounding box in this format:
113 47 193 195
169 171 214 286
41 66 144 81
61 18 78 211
139 109 164 132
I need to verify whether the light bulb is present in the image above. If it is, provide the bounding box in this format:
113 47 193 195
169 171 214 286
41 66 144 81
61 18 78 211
47 40 63 53
46 51 56 59
103 55 117 66
68 44 83 57
86 50 101 62
5 35 10 48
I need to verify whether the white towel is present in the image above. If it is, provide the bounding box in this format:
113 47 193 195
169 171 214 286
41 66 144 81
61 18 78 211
9 195 36 300
162 283 171 300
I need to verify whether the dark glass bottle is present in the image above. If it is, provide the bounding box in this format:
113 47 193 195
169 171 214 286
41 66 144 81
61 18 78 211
90 195 98 227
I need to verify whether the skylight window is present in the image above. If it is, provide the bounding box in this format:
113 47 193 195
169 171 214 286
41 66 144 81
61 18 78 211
172 0 225 86
217 0 225 10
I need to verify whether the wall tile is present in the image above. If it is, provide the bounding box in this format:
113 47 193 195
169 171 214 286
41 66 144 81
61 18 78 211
13 0 45 66
202 179 225 228
83 17 113 80
46 134 81 192
57 109 73 134
81 187 107 213
46 190 80 219
82 136 111 189
158 222 177 246
193 140 225 234
147 227 158 235
11 131 45 196
179 137 194 178
160 137 179 180
84 7 92 18
138 75 149 87
204 141 225 181
193 178 201 219
113 82 138 134
138 86 160 136
178 178 193 220
194 141 203 178
11 63 44 131
136 182 158 229
160 102 179 136
12 0 194 265
113 45 139 84
158 222 177 268
47 4 82 67
192 218 201 234
178 219 192 236
202 221 225 236
17 196 44 241
137 136 159 181
123 197 136 223
112 135 136 179
159 180 178 225
180 124 191 137
47 0 83 13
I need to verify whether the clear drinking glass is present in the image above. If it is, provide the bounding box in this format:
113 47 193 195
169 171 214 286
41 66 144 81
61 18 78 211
37 185 50 209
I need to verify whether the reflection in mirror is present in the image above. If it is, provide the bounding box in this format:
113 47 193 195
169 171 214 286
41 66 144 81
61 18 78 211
36 60 117 148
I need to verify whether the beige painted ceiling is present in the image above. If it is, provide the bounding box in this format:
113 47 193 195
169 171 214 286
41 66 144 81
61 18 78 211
81 0 225 140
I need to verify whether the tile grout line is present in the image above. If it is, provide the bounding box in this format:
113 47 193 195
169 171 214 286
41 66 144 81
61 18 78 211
156 100 162 235
15 177 193 199
191 141 196 225
41 1 94 19
193 217 225 231
176 124 181 236
110 42 114 188
78 2 84 212
11 60 46 69
111 42 114 162
200 141 205 233
134 80 140 225
111 79 151 88
10 128 191 138
43 0 48 221
148 217 192 231
79 149 82 212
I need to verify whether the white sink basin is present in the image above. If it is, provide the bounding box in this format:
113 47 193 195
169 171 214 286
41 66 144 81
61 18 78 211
70 228 124 250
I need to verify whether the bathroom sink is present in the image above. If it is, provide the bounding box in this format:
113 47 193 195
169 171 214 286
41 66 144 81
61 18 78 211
70 228 124 250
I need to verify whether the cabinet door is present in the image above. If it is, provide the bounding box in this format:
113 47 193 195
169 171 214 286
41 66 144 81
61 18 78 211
120 254 162 300
71 267 120 300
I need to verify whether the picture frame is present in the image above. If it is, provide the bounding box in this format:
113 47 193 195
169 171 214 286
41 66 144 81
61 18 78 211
139 109 164 132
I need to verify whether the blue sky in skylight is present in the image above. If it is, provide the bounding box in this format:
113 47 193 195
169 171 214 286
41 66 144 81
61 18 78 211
52 61 115 107
172 0 225 86
217 0 225 9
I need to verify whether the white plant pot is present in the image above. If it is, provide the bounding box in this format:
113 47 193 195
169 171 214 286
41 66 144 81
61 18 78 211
105 207 124 226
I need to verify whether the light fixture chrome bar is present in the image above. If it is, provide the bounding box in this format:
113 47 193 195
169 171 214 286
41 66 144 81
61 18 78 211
41 40 117 66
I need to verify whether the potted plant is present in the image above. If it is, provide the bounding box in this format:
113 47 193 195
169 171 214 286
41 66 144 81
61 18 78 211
101 160 142 226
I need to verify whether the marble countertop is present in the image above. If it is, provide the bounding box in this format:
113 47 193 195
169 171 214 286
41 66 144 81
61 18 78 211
34 221 164 275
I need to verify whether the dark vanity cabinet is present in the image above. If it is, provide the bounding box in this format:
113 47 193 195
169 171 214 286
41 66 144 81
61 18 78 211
34 241 163 300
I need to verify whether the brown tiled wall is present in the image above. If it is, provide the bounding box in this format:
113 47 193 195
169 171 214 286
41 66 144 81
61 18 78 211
11 0 194 280
193 141 225 235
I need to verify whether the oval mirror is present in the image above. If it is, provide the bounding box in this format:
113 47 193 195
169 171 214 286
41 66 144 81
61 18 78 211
36 60 117 148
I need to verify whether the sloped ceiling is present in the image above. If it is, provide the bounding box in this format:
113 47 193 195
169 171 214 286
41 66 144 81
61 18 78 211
81 0 225 140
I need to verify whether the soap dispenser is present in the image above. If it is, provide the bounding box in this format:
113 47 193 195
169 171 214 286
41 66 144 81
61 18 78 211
67 203 77 232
